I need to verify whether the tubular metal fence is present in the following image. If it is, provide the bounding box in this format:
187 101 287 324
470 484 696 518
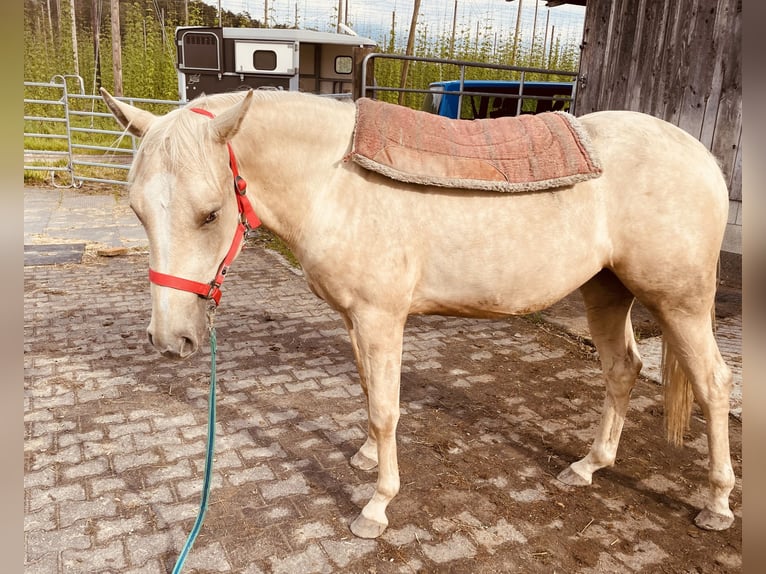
25 61 578 188
24 75 184 187
360 53 579 118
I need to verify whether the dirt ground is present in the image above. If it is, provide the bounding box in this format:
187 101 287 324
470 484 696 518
195 295 743 572
24 244 742 573
245 312 743 573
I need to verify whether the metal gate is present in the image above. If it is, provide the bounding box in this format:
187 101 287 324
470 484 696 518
360 53 578 119
25 65 578 187
23 75 183 187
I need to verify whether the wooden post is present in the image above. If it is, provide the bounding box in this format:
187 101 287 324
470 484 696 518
69 0 79 76
92 0 101 89
46 0 54 43
55 0 61 44
530 0 539 58
511 0 523 64
110 0 122 96
450 0 457 57
543 10 550 66
388 10 396 52
398 0 421 105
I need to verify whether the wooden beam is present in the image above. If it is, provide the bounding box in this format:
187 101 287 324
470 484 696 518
545 1 587 7
506 1 587 7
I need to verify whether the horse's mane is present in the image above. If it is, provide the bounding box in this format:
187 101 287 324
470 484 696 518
131 90 350 184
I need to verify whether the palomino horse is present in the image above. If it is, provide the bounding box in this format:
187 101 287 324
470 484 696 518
101 88 735 538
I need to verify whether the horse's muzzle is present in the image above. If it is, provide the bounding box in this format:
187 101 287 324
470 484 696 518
147 328 198 359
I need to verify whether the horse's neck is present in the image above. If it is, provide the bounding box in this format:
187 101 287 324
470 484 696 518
237 96 356 246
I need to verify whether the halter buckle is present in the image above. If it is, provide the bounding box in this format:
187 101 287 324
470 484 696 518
234 175 247 195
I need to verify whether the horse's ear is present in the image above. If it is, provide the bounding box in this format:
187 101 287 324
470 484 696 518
99 87 156 137
210 90 254 143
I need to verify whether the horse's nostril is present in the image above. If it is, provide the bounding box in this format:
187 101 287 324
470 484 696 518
180 336 196 357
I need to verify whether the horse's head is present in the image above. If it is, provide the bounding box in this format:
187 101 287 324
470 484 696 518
100 88 255 359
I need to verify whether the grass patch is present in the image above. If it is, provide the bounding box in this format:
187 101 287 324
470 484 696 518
523 311 545 325
247 228 301 269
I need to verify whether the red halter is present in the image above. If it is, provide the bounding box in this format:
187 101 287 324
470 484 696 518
147 107 262 306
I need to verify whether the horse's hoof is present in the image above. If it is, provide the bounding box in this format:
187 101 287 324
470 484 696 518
350 451 378 471
694 508 734 531
556 465 592 486
350 513 387 538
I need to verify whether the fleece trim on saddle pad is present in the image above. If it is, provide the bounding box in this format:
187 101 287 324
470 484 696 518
348 98 602 193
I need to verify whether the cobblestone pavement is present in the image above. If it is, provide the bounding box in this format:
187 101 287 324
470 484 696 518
24 188 743 573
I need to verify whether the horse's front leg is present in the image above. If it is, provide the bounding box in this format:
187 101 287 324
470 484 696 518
341 316 380 472
345 308 406 539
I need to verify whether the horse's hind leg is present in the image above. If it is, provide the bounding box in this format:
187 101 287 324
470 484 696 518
558 270 642 486
656 308 735 530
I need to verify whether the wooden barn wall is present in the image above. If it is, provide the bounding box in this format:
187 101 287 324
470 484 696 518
575 0 742 252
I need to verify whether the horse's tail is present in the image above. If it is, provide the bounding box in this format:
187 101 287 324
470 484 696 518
661 304 716 446
661 341 694 446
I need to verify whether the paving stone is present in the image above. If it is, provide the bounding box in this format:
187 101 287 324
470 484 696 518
321 538 377 568
226 464 276 486
62 457 109 480
125 531 174 567
184 541 232 572
123 559 168 574
61 538 127 571
59 497 118 528
421 532 478 563
58 429 104 448
176 474 225 500
95 515 149 543
23 552 59 574
25 505 56 532
146 459 193 486
28 484 86 512
269 543 332 574
112 450 161 474
26 524 91 561
25 466 57 489
259 474 310 501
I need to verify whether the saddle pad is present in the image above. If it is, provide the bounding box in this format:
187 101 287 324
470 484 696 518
349 98 602 193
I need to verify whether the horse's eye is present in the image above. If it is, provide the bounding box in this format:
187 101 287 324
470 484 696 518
204 211 219 224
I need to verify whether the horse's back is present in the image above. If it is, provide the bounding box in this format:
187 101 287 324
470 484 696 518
580 109 728 210
304 104 728 319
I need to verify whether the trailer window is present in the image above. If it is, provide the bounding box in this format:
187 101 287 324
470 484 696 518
335 56 353 75
253 50 278 71
179 31 221 71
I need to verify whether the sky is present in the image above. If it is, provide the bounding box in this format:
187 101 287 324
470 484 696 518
201 0 586 49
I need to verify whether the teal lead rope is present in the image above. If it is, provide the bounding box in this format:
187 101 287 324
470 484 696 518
172 319 218 574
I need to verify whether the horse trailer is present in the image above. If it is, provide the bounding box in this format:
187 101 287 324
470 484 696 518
175 26 377 101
